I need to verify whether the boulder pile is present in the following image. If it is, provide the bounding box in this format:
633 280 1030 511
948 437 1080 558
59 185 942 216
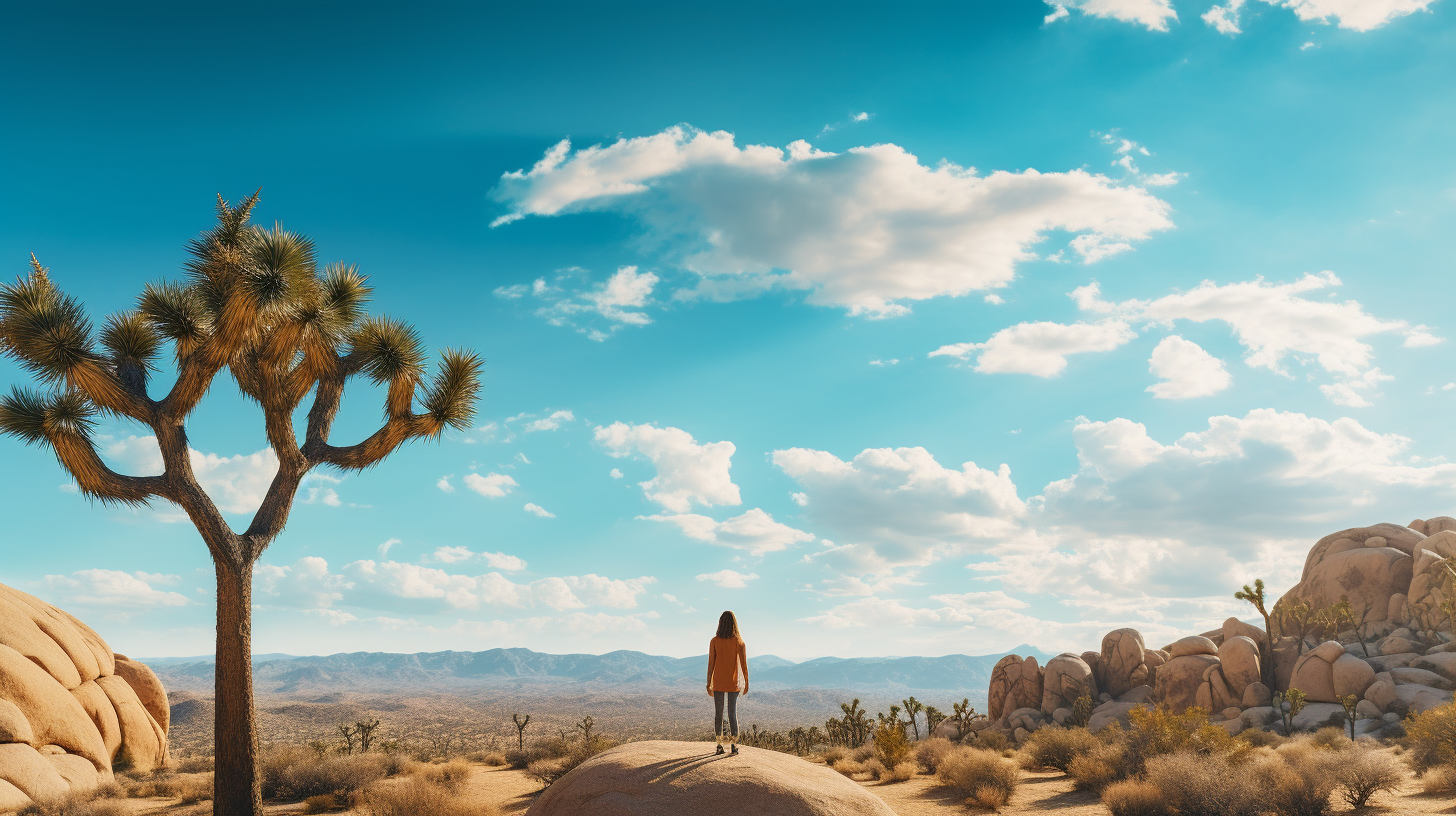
966 517 1456 744
0 582 169 810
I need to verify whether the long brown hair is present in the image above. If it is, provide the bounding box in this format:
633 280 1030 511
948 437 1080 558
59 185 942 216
715 610 741 640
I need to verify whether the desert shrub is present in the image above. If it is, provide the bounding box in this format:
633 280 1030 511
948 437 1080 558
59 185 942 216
90 780 124 800
832 758 868 777
1018 726 1100 772
1067 742 1128 791
851 742 877 762
503 748 529 769
1238 728 1286 748
173 756 214 774
972 729 1009 751
915 736 954 773
354 777 489 816
479 752 507 767
260 748 394 801
17 793 129 816
1309 726 1352 751
1145 752 1262 816
1253 747 1335 816
302 794 339 814
1123 705 1237 776
1101 779 1163 816
937 746 1019 807
119 770 193 799
873 722 911 768
820 745 850 767
524 736 616 788
1421 764 1456 793
174 776 213 805
1331 745 1404 808
1404 700 1456 773
885 761 916 782
418 758 471 790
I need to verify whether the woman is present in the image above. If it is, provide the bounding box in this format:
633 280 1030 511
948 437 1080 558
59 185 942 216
706 610 749 755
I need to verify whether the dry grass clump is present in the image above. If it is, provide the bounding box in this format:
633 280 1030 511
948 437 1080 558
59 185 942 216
860 758 916 783
1018 726 1100 772
914 736 954 774
1253 746 1335 816
1420 764 1456 794
832 758 869 778
1308 726 1352 751
819 745 850 767
1144 752 1262 816
416 758 472 790
16 793 128 816
971 729 1009 751
354 777 493 816
116 769 212 802
478 751 508 767
172 756 214 774
1101 779 1163 816
851 742 877 762
1404 700 1456 773
1331 745 1404 808
1067 742 1127 792
1120 706 1238 776
260 746 398 801
937 746 1019 810
524 736 617 788
1237 728 1286 749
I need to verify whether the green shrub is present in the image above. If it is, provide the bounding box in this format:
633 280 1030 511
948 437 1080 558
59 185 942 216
1018 726 1100 772
1332 745 1403 808
1145 752 1262 816
937 746 1019 806
1101 779 1163 816
1123 706 1237 775
872 722 911 768
1404 700 1456 773
914 736 954 773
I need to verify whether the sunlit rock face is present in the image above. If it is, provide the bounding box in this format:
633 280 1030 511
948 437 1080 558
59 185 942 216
0 582 168 811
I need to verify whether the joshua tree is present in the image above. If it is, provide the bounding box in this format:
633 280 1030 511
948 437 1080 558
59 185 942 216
838 699 872 746
337 723 358 755
1235 579 1277 691
1273 687 1307 736
0 194 483 816
951 698 976 731
512 713 532 751
575 715 595 743
1340 694 1359 740
902 696 924 740
353 718 382 753
923 705 945 734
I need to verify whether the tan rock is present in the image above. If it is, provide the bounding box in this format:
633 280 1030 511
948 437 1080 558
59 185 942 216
1241 682 1271 708
0 645 107 768
1295 547 1413 624
1086 702 1138 733
527 739 899 816
987 655 1042 720
0 779 27 812
1143 649 1167 668
1170 636 1217 658
1221 618 1266 648
1381 636 1421 656
70 682 121 758
1099 629 1148 699
1310 641 1346 662
1118 685 1155 704
1409 519 1428 535
0 596 82 690
1304 524 1426 570
1390 667 1450 688
44 753 101 792
0 700 33 746
1156 654 1220 713
1218 636 1261 697
1204 666 1239 712
1388 593 1407 622
0 744 68 801
1290 650 1339 703
1364 680 1398 713
1424 517 1456 536
1413 652 1456 683
1272 637 1300 691
1040 654 1098 716
1331 653 1376 699
112 656 168 734
1354 700 1382 719
95 676 162 774
0 588 102 684
55 612 113 680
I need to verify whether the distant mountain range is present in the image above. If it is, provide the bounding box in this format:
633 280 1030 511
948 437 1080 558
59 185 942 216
145 645 1056 697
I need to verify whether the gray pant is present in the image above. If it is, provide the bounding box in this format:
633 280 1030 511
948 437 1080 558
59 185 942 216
713 691 739 737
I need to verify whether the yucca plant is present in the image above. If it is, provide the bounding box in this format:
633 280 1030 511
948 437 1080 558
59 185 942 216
0 193 482 816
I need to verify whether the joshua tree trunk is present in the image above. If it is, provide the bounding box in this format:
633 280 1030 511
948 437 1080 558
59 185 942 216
214 554 260 816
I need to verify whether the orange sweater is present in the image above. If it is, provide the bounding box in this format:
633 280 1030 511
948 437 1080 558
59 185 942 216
707 636 748 692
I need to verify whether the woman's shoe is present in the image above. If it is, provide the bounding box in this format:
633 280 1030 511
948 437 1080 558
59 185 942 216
715 744 725 755
730 744 739 755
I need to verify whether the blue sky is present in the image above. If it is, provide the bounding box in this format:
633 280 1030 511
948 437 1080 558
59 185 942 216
2 0 1455 661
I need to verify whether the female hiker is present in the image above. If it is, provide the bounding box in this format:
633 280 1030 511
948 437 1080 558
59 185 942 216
706 610 749 755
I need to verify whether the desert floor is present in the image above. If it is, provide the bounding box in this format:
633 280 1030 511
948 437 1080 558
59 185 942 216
95 746 1456 816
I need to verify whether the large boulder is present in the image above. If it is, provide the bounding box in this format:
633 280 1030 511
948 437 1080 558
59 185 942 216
1289 641 1375 703
1287 546 1413 625
525 740 897 816
1156 654 1220 713
1041 654 1098 716
987 655 1042 721
1099 629 1148 699
1217 636 1262 699
0 582 168 810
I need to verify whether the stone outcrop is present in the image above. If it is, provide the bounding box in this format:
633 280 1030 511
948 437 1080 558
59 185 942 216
1040 654 1097 716
1290 641 1376 703
986 655 1042 721
1099 629 1148 699
526 740 897 816
0 582 168 810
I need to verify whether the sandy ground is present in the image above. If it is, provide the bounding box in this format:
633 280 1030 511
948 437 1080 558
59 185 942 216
104 748 1456 816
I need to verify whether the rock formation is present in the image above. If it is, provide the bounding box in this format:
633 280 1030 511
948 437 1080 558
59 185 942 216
0 582 168 810
986 654 1042 721
526 740 897 816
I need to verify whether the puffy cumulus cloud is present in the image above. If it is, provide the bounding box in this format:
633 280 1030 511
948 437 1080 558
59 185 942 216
464 472 517 498
1320 368 1394 408
525 410 576 432
102 436 280 515
773 446 1026 586
491 126 1174 316
696 569 760 588
42 570 190 608
1044 0 1178 31
643 508 814 556
595 422 740 512
1203 0 1245 32
255 557 351 609
930 320 1136 376
1146 335 1231 399
1261 0 1439 31
523 503 556 518
1074 274 1436 404
497 268 659 341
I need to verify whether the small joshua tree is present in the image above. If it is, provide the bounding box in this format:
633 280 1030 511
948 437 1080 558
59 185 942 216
1274 688 1307 736
924 705 945 734
1340 694 1359 740
0 195 482 816
1235 579 1277 691
512 713 532 751
902 696 925 740
337 723 358 755
575 715 595 744
951 698 976 731
354 718 382 753
839 699 872 745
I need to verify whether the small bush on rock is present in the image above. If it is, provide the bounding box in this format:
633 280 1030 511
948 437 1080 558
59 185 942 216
1019 726 1100 772
1331 745 1404 808
937 747 1019 808
1101 779 1164 816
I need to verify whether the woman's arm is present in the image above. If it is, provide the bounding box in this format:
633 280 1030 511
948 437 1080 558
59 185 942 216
706 640 716 695
739 640 749 694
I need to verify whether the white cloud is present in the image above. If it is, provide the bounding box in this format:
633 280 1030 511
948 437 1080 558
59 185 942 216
595 422 740 512
378 538 401 557
430 546 475 563
255 557 351 609
869 359 899 366
481 552 529 571
984 293 1005 305
102 436 279 516
644 508 814 556
930 320 1136 376
1319 367 1394 408
303 487 342 506
1043 0 1178 31
42 570 190 608
1263 0 1439 31
1203 0 1245 33
696 570 760 588
328 559 655 613
609 468 624 479
523 502 556 518
491 126 1174 316
1146 335 1232 398
498 268 658 340
463 472 517 498
525 410 576 432
800 596 976 629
